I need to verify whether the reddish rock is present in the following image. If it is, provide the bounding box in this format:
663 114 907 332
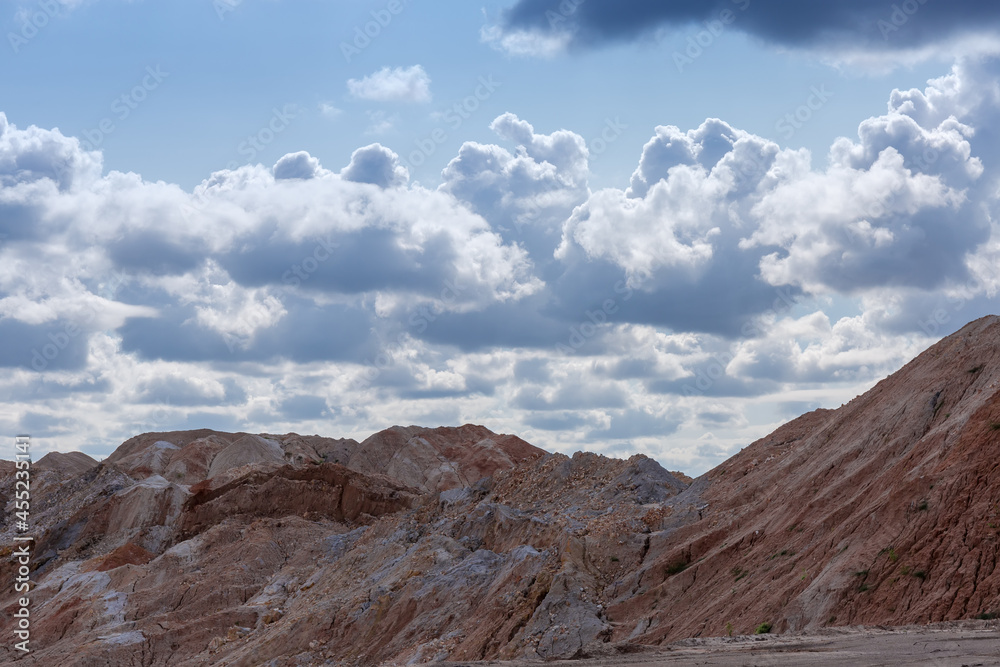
82 543 156 572
3 319 1000 665
34 451 98 476
347 424 547 493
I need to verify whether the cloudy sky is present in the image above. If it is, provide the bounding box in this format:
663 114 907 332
2 0 1000 473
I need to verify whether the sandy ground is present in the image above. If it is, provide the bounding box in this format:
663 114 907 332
425 622 1000 666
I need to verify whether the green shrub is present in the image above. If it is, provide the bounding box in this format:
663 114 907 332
754 622 772 634
665 560 688 575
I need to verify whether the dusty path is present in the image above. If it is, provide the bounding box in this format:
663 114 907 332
425 624 1000 667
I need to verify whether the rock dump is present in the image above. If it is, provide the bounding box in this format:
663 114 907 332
2 316 1000 665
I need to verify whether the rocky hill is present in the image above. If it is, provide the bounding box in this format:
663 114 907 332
1 317 999 665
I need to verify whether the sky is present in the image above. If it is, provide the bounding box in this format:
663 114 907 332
2 0 1000 474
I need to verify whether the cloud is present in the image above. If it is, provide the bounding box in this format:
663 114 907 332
273 151 323 180
364 110 398 135
3 58 1000 475
440 113 590 258
744 60 995 295
341 144 409 188
0 112 101 191
347 65 432 104
319 102 342 119
489 0 1000 60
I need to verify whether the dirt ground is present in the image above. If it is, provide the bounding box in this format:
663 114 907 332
426 622 1000 667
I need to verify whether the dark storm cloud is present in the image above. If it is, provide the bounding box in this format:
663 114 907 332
524 412 589 431
0 203 47 242
0 376 111 401
16 411 75 437
107 232 205 277
585 409 682 441
217 227 457 296
117 299 375 364
647 373 779 398
416 297 569 351
0 318 91 372
499 0 1000 51
550 255 799 339
134 376 248 407
278 395 330 420
512 383 628 410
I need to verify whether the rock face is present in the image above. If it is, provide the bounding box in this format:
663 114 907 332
346 424 546 493
33 451 98 476
608 315 1000 642
1 316 999 665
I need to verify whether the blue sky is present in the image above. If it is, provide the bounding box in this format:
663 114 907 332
2 0 1000 473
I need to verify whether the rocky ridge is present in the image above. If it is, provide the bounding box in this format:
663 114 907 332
0 317 999 665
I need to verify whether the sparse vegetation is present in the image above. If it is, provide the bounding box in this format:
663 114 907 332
901 566 912 576
665 560 689 575
918 499 929 511
610 556 619 562
731 566 748 581
754 622 772 635
725 622 734 637
990 422 1000 432
913 569 927 580
976 611 999 620
858 584 869 592
879 547 899 562
853 569 869 578
968 364 985 374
